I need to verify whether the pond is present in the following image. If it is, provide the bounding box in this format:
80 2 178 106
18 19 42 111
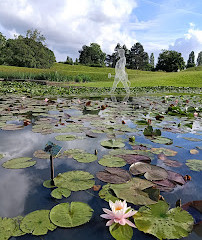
0 93 201 240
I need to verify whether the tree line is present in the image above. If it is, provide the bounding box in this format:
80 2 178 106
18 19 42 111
0 29 202 72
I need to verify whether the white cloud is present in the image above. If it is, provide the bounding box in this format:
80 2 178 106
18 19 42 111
169 24 202 62
0 0 138 61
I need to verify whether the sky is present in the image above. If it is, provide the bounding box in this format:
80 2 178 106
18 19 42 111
0 0 202 63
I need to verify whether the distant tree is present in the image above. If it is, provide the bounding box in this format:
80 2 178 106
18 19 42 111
149 53 155 69
105 43 122 68
187 51 195 68
79 43 106 66
74 58 79 65
0 32 6 64
128 42 149 70
156 50 185 72
197 51 202 66
65 56 73 65
3 29 55 68
26 29 46 44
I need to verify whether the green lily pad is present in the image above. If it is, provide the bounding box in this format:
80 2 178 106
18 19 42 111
109 223 133 240
0 217 15 240
55 135 77 141
34 150 49 159
43 180 55 188
101 139 125 149
134 201 194 240
98 184 119 202
12 216 26 237
186 159 202 171
62 148 85 157
2 157 36 169
2 124 24 131
98 155 126 167
20 210 56 235
50 202 93 227
51 188 71 199
0 154 4 160
53 171 95 191
151 148 178 156
72 153 97 163
151 136 173 145
110 178 156 205
183 137 201 142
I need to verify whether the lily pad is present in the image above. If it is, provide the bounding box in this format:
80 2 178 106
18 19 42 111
99 184 119 202
55 135 77 141
183 137 201 142
134 201 194 240
167 170 185 185
12 216 26 237
186 159 202 171
62 148 85 157
20 210 56 236
34 150 50 159
43 180 55 188
190 149 199 155
100 139 125 149
2 157 36 169
0 154 4 160
118 154 151 165
98 155 126 167
157 153 182 167
50 202 93 227
2 124 24 131
0 217 16 240
72 153 97 163
96 167 131 184
151 136 173 145
110 178 156 205
51 188 71 199
151 148 178 156
109 223 133 240
53 171 95 191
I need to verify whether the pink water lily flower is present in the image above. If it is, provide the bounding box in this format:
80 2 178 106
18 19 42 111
44 98 49 102
100 200 137 228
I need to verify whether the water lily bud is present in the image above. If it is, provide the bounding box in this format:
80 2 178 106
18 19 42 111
194 112 198 117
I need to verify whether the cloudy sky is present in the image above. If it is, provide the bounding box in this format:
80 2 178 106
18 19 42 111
0 0 202 63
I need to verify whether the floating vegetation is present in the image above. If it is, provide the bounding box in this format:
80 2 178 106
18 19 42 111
100 139 125 149
33 150 50 159
98 155 126 167
186 159 202 171
55 134 78 141
71 152 97 163
134 201 194 240
2 157 36 169
51 188 71 199
50 202 93 228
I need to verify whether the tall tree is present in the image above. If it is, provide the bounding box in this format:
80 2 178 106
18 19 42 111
65 56 73 65
156 50 185 72
187 51 195 68
197 51 202 66
149 53 155 69
26 29 46 44
128 42 149 70
0 32 6 64
79 43 106 66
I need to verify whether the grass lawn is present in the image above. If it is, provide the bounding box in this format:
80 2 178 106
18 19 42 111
0 63 202 88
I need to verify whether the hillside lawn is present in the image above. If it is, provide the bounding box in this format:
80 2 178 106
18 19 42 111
0 63 202 88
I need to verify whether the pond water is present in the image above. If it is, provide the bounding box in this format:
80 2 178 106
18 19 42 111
0 94 201 240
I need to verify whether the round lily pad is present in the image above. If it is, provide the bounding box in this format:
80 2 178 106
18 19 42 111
118 154 151 165
2 124 24 131
151 136 173 145
151 148 178 156
53 171 95 191
43 180 55 188
2 157 36 169
50 202 93 228
12 216 26 237
51 188 71 199
98 184 119 202
20 210 56 236
72 153 97 163
0 217 16 240
34 150 49 159
186 159 202 171
55 135 77 141
98 155 126 167
63 148 85 157
134 201 194 240
183 137 201 142
0 154 4 160
100 139 125 149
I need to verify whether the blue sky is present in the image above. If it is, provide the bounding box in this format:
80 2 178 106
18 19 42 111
0 0 201 62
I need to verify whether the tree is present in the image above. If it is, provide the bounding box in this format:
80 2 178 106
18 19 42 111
26 29 46 44
156 50 185 72
105 43 122 68
149 53 155 69
3 29 55 68
197 51 202 66
74 58 79 65
0 32 6 64
128 42 149 70
65 56 73 65
79 43 106 66
187 51 195 68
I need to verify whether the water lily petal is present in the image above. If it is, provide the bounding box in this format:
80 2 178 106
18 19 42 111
124 219 136 228
103 208 113 216
106 219 114 226
100 214 113 220
124 210 137 218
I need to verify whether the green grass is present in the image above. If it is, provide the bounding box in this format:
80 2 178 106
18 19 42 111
0 63 202 87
